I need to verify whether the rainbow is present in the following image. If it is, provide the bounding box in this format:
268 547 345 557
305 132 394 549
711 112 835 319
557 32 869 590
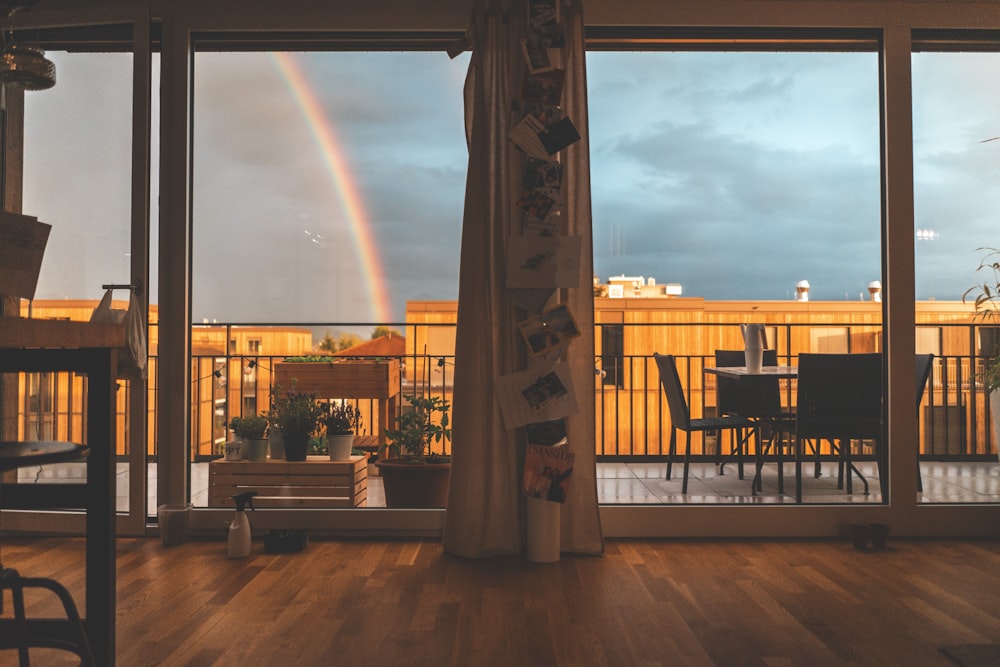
270 52 392 323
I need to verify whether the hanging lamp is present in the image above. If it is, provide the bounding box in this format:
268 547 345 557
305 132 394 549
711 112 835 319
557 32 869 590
0 1 55 91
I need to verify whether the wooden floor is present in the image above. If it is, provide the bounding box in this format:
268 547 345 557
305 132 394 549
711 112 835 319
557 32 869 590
1 537 999 666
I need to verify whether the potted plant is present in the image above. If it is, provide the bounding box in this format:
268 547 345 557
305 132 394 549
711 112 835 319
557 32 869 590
375 395 451 507
323 401 363 461
964 247 1000 461
268 381 325 461
229 414 269 461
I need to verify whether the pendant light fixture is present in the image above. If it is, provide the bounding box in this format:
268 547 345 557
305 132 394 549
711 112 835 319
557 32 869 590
0 1 55 91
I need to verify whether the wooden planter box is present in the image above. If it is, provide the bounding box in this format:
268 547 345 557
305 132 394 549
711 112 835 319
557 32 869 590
273 359 399 398
272 359 400 450
208 455 367 508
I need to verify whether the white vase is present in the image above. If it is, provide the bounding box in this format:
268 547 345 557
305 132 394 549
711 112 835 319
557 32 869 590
526 495 561 563
990 391 1000 464
327 433 354 461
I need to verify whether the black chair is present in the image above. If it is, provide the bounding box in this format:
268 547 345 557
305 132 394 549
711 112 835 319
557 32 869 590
794 353 883 503
653 353 754 493
915 353 935 493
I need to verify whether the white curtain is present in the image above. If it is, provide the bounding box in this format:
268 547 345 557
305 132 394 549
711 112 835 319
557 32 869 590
443 0 603 558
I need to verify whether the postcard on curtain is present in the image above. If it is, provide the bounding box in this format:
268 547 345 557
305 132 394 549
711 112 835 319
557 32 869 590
495 360 578 429
506 235 581 288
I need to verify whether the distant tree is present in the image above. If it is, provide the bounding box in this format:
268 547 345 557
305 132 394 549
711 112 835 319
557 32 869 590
371 326 402 339
317 333 338 353
317 331 363 353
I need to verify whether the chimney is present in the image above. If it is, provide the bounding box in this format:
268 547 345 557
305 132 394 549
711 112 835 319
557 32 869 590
795 280 810 302
867 280 882 303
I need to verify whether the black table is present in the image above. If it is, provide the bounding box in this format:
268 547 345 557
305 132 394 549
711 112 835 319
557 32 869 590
0 319 121 666
0 441 90 473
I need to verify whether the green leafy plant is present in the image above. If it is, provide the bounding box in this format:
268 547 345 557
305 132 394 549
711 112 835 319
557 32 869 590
963 247 1000 393
382 395 451 463
229 414 268 440
268 381 325 439
324 401 363 435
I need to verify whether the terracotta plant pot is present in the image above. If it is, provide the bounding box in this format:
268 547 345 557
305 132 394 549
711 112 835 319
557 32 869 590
374 458 451 508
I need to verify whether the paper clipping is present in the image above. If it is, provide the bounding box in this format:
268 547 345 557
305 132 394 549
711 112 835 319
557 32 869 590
506 235 581 288
523 443 575 504
495 361 578 429
518 303 581 357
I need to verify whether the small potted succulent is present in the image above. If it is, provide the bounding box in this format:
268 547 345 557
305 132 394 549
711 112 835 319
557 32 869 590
268 381 325 461
376 395 451 507
229 414 269 461
963 246 1000 460
323 401 363 461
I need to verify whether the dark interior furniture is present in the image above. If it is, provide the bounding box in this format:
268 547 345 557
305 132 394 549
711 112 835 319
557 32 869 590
794 353 883 503
654 353 753 494
0 318 121 666
0 441 97 666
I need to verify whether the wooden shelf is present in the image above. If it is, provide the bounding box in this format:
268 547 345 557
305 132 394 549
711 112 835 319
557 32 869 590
208 455 368 508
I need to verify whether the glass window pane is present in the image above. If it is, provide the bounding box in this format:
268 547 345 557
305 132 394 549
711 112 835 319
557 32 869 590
587 51 881 300
913 49 1000 504
588 49 884 505
191 51 469 325
24 52 133 299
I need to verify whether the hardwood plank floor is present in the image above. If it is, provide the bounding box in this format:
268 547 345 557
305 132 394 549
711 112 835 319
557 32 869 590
1 537 998 666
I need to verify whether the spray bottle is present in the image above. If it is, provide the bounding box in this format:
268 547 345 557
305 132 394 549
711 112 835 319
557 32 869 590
228 490 257 558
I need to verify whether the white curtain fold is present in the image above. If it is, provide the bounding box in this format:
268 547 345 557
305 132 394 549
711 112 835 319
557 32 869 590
443 0 603 558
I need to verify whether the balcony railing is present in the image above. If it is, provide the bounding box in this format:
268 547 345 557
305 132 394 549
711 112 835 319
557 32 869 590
181 320 998 463
10 320 997 463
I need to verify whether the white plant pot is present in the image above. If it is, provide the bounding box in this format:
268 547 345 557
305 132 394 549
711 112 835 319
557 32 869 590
224 440 243 461
327 433 354 461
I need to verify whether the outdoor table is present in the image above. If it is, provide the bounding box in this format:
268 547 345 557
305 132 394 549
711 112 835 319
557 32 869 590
704 365 798 498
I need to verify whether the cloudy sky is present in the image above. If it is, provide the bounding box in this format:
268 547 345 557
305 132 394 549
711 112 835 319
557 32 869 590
22 47 999 324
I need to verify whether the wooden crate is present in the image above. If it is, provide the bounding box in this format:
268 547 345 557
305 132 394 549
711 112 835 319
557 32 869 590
272 359 399 399
208 455 367 508
272 359 400 450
